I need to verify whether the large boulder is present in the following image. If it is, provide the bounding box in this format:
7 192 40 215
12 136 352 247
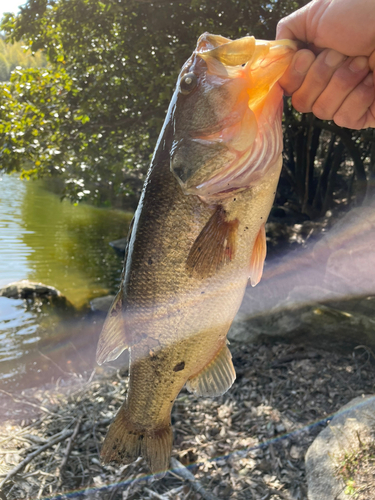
306 395 375 499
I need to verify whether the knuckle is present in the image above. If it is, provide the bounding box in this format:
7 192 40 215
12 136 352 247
334 113 359 130
291 93 312 113
276 18 286 31
312 101 333 121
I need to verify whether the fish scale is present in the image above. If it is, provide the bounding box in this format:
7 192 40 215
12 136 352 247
96 32 297 473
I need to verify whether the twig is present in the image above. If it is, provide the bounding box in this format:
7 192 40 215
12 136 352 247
38 350 77 377
59 417 82 475
0 418 111 488
164 486 184 497
0 430 74 487
0 389 58 417
144 487 167 499
170 457 219 500
267 488 292 500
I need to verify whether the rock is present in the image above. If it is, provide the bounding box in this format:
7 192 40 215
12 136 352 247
90 295 115 313
229 295 375 352
305 395 375 500
229 206 375 352
0 280 62 300
109 238 127 256
315 205 375 297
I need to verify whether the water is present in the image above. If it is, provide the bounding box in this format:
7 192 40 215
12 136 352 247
0 175 131 391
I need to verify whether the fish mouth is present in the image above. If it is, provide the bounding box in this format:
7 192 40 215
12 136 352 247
171 35 297 200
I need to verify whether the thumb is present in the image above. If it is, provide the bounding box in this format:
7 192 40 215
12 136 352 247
276 4 311 42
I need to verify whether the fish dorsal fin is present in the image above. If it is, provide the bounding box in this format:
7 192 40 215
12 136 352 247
249 223 267 287
96 290 129 365
186 343 236 397
186 205 239 279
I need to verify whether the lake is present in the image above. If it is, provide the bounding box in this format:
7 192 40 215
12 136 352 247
0 174 131 391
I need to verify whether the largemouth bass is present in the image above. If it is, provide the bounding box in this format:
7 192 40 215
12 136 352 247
96 33 297 473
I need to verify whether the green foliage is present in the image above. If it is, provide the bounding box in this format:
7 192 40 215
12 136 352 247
0 37 47 81
0 0 303 207
3 0 373 216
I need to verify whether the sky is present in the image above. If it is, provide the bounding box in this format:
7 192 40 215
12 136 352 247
0 0 24 19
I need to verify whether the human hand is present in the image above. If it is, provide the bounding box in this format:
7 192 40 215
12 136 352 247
276 0 375 129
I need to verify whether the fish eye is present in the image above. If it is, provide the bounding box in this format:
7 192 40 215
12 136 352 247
180 72 197 95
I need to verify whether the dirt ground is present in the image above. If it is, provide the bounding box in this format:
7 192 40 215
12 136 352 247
1 339 375 500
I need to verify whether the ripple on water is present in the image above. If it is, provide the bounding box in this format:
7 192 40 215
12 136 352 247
0 298 40 360
0 175 131 390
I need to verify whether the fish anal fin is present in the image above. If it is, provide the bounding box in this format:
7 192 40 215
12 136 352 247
96 290 129 365
101 405 173 474
186 205 239 279
186 343 236 398
249 223 267 287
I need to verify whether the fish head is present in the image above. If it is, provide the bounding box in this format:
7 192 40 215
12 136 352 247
170 33 297 201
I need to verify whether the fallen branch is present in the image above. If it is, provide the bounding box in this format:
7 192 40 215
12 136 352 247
170 457 219 500
59 417 82 475
0 430 73 488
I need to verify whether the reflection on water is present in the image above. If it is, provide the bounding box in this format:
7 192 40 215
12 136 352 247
0 175 131 306
0 175 131 390
0 176 32 287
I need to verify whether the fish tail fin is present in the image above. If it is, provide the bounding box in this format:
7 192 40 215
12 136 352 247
142 424 173 474
101 405 173 474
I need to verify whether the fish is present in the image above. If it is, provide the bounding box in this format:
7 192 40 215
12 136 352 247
96 33 297 473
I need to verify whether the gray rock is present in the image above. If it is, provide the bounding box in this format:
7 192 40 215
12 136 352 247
0 280 72 310
229 206 375 351
1 280 61 300
90 295 115 313
306 395 375 500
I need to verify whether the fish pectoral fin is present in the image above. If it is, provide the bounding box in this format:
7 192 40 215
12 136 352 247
186 205 239 279
96 290 129 365
101 406 173 474
249 223 267 287
186 343 236 398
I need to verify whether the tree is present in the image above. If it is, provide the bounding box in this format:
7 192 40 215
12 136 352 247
0 36 47 81
2 0 373 217
0 0 302 208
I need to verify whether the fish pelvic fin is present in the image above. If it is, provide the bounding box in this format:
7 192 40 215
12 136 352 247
96 290 129 365
101 405 173 474
186 342 236 397
186 205 239 279
249 223 267 287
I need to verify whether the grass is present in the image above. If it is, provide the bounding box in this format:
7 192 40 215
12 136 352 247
336 436 375 498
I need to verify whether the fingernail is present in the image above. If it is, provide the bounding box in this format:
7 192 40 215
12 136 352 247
364 73 374 87
294 51 314 74
349 56 368 73
325 49 346 67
